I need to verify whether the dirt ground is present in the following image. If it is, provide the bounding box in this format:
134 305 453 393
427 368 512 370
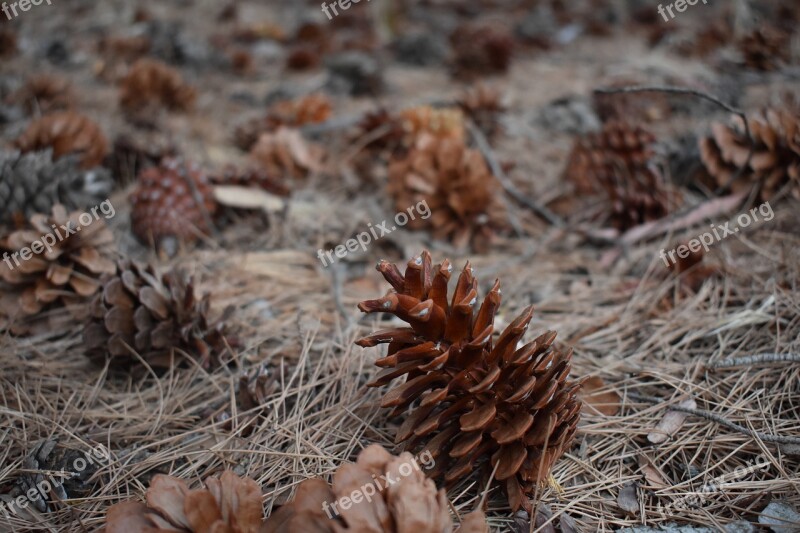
1 0 799 531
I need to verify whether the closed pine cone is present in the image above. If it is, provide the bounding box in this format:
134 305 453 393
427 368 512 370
104 470 266 533
14 111 109 169
83 259 232 369
130 158 218 249
0 205 117 319
388 134 503 250
356 252 584 512
0 150 113 224
119 58 196 114
249 127 323 180
564 121 673 230
265 444 488 532
699 106 800 201
450 22 514 80
13 74 74 114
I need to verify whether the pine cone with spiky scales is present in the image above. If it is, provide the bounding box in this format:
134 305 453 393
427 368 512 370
458 84 507 138
130 158 218 251
83 259 232 369
564 121 674 230
266 444 488 532
0 150 114 224
388 134 504 251
14 111 109 169
105 470 266 532
450 22 514 80
13 74 74 115
119 58 196 115
699 106 800 201
355 252 585 512
0 205 117 321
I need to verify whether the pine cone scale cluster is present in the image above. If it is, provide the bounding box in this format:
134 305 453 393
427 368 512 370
357 251 583 511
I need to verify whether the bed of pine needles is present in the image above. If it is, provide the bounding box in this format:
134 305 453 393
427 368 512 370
1 0 799 532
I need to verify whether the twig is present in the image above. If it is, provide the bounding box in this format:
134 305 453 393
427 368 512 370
593 85 755 193
466 119 564 227
708 353 800 369
627 393 800 446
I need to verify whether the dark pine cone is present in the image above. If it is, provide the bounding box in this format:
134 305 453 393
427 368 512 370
83 259 232 370
356 251 585 512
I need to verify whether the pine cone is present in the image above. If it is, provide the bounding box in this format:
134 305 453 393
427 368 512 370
738 27 790 72
119 58 196 115
399 106 466 146
355 252 584 512
83 259 232 369
458 84 507 138
130 158 218 249
450 22 514 80
14 111 109 169
699 106 800 201
563 121 673 230
0 150 113 224
105 470 265 532
234 94 332 151
388 134 503 250
249 128 323 180
0 205 117 319
265 444 488 532
13 74 74 114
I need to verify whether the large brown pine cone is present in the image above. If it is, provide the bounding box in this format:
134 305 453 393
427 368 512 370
563 121 673 230
119 58 196 115
105 471 266 533
388 134 503 250
265 444 488 532
130 158 218 249
0 205 117 319
83 259 232 369
14 111 109 169
699 106 800 201
450 22 514 80
356 252 584 512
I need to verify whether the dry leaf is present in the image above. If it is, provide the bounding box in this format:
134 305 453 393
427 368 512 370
617 482 639 515
638 456 669 490
213 185 286 212
648 397 697 444
579 376 621 416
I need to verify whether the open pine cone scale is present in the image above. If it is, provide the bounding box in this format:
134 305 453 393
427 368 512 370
357 251 584 511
